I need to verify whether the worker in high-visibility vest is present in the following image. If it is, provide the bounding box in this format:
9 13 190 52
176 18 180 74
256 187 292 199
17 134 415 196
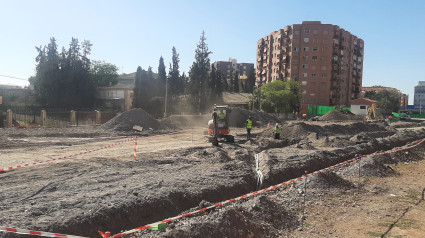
217 110 226 119
246 116 252 139
273 123 281 139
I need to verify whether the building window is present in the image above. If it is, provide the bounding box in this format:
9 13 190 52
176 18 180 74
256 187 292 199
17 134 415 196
295 30 300 35
312 73 316 78
303 55 308 61
302 81 307 85
360 106 366 109
311 65 316 70
322 74 327 78
312 48 318 52
323 30 328 35
244 66 246 69
294 47 299 52
302 90 306 95
304 38 309 43
227 65 230 68
304 47 309 51
302 72 308 77
321 66 327 70
312 56 317 61
304 28 310 34
303 64 308 69
310 93 315 96
313 30 318 35
227 70 230 73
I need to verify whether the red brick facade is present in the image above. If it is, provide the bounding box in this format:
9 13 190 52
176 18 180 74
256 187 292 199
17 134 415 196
256 21 364 113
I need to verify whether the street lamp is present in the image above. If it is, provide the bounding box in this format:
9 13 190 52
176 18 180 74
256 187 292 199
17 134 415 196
164 77 168 118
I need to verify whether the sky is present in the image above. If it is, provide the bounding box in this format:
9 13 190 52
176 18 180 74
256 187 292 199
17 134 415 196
1 0 424 104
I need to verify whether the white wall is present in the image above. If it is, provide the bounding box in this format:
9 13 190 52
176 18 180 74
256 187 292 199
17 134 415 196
351 104 369 115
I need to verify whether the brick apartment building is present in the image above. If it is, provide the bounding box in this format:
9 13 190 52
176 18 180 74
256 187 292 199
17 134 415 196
256 21 364 113
362 86 408 108
212 58 254 92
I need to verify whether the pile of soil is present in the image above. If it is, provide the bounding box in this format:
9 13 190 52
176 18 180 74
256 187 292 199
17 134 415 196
281 122 387 141
307 171 355 190
319 110 363 121
101 108 161 131
228 108 280 128
161 196 299 238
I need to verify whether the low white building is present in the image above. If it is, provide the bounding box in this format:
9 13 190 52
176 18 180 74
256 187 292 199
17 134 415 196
350 98 377 115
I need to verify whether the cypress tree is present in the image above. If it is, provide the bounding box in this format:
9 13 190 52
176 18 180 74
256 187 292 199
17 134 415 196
188 31 211 112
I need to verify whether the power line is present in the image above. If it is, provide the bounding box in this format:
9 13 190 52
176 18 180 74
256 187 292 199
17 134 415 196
0 74 28 81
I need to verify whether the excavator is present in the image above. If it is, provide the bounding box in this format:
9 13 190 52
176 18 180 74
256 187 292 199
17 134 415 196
207 105 234 146
365 103 377 122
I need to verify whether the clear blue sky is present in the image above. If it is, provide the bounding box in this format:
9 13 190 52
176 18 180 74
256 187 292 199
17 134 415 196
1 0 424 104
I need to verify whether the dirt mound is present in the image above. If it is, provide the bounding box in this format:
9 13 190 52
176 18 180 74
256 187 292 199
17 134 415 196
307 171 355 190
165 196 298 238
229 107 280 128
101 108 161 131
281 122 387 141
319 110 362 121
358 157 398 177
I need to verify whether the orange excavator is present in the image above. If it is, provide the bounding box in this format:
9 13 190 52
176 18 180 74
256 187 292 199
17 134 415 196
208 105 234 146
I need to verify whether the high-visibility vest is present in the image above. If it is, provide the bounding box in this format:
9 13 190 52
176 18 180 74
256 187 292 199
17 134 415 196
274 127 281 134
246 119 252 129
218 113 226 119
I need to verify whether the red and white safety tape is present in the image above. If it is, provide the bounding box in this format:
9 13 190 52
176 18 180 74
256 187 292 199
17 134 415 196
0 129 191 173
0 226 88 238
0 137 136 173
100 138 425 238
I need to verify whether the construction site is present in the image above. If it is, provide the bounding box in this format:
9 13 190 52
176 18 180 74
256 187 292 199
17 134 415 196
1 107 425 238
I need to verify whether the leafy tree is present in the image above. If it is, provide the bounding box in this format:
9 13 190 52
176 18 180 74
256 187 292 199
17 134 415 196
90 60 119 87
244 67 256 93
133 66 145 108
169 47 183 97
34 37 95 108
158 56 167 85
215 70 223 96
260 80 301 113
209 64 222 102
157 56 167 99
147 66 154 82
188 31 212 112
364 90 400 114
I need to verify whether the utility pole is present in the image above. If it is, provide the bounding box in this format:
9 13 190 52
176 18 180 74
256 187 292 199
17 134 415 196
164 77 168 118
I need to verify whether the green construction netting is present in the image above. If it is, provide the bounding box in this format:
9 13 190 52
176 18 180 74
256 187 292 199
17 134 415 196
308 106 351 115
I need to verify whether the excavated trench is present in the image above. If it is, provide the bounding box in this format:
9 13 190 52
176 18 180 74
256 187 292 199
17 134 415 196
79 131 423 236
2 125 425 238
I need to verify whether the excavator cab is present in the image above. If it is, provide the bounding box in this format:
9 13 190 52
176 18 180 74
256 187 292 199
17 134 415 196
208 105 234 146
